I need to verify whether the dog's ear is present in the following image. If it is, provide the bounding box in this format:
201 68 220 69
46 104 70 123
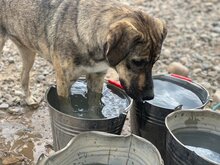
155 18 167 42
104 21 143 66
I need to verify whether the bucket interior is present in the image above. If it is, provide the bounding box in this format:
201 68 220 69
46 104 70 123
46 81 133 150
46 79 132 119
166 110 220 164
146 75 209 109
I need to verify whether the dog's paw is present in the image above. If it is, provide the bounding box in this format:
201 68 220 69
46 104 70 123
25 96 39 109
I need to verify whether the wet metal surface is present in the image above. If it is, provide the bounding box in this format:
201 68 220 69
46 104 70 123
166 110 220 165
174 130 220 164
37 132 164 165
130 75 209 162
46 84 132 151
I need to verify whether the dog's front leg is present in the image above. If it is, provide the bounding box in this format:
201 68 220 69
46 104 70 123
53 56 75 112
86 72 106 118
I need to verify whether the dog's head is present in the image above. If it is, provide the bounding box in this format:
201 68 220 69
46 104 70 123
104 11 167 101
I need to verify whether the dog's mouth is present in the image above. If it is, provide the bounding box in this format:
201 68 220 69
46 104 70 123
119 79 154 102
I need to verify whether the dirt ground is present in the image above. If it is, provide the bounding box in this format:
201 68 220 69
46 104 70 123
0 0 220 164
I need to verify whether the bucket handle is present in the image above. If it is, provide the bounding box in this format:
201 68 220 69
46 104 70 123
174 104 183 111
107 80 124 89
108 75 192 89
171 74 192 82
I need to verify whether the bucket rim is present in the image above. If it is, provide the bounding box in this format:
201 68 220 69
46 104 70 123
165 109 220 165
45 82 133 121
143 74 210 110
37 131 164 165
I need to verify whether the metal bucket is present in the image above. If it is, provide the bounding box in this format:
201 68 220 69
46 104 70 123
37 131 164 165
46 81 133 151
165 110 220 165
130 74 209 161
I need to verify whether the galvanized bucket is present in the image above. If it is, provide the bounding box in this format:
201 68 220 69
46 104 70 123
165 110 220 165
46 81 133 151
37 131 164 165
130 74 209 161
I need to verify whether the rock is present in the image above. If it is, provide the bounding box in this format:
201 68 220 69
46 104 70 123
43 70 50 76
200 82 211 90
4 94 14 105
193 68 202 74
0 111 7 118
180 57 188 65
7 107 24 115
8 57 15 64
208 71 217 77
2 156 23 165
213 66 220 72
0 103 9 109
14 90 23 96
163 48 171 58
37 75 45 82
167 62 189 77
211 27 220 33
133 0 144 5
213 90 220 103
4 94 12 100
202 63 211 70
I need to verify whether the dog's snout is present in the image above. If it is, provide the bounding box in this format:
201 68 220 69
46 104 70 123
142 89 154 101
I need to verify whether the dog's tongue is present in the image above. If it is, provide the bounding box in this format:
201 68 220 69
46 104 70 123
108 80 124 89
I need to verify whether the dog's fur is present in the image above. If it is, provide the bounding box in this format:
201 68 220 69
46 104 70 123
0 0 167 105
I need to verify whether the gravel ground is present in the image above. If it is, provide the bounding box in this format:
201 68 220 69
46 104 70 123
0 0 220 164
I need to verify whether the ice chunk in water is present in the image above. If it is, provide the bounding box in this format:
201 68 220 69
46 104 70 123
186 146 220 163
67 80 129 119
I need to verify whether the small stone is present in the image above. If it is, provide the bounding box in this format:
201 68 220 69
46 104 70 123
163 48 171 58
200 82 211 90
0 111 7 118
8 107 24 115
193 68 202 74
4 94 14 105
211 27 220 33
43 70 50 76
202 63 211 70
14 90 23 97
0 103 9 109
167 62 189 77
4 94 12 100
192 63 201 68
2 156 23 165
213 90 220 103
8 57 15 64
37 75 45 82
133 0 145 5
213 66 220 72
208 71 217 77
180 57 188 65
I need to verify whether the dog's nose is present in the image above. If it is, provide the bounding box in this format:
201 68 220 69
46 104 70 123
142 90 154 101
142 94 154 101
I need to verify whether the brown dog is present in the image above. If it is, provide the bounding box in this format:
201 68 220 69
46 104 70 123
0 0 167 105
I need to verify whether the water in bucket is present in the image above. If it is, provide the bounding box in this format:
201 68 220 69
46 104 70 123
173 129 220 164
147 79 203 109
59 79 129 119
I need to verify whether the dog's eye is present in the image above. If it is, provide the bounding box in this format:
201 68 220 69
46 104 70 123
131 59 145 68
